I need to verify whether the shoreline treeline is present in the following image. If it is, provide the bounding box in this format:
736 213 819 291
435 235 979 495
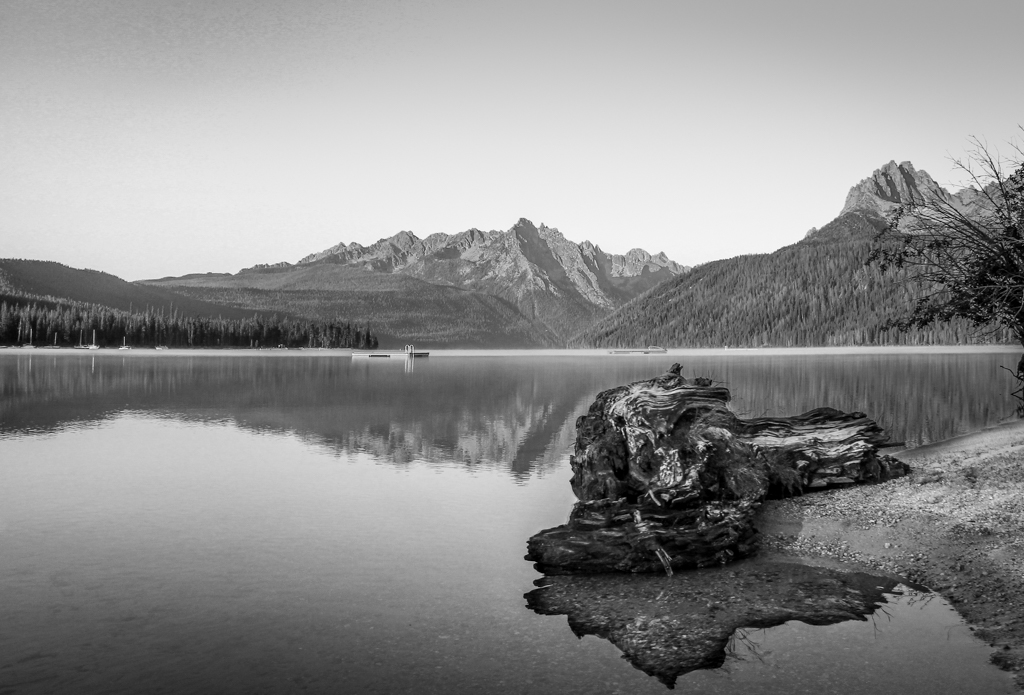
0 295 378 349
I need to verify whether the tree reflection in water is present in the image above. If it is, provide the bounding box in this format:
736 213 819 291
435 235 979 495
0 350 1018 477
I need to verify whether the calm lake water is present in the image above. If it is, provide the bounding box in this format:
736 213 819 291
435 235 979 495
0 348 1019 694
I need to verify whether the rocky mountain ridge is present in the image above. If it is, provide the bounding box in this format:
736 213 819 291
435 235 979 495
293 222 682 277
236 218 685 340
804 160 988 244
839 160 985 218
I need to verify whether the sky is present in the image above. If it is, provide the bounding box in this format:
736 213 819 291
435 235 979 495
2 0 1023 281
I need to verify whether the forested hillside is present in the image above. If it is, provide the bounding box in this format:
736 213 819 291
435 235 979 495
144 264 555 348
574 210 1017 348
0 259 261 320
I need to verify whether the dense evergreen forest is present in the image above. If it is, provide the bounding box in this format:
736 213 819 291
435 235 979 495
144 264 554 348
573 211 1019 348
0 294 378 349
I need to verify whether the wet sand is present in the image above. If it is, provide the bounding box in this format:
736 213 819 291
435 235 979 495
758 418 1024 689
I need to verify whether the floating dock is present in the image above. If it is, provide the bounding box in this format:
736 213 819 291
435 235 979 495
608 346 667 355
353 344 429 358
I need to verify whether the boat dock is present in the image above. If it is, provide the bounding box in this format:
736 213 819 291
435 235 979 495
353 344 430 358
608 346 667 355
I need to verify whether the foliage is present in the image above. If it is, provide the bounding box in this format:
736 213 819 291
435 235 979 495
869 139 1024 346
0 295 377 349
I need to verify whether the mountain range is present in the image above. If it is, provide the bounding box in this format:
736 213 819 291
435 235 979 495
143 218 684 347
3 160 1013 349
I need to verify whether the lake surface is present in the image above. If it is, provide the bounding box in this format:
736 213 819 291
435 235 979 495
0 348 1019 694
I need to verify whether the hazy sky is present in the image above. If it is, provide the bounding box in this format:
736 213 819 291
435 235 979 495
2 0 1023 281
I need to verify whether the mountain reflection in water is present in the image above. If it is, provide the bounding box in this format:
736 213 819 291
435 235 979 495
0 350 1018 476
526 562 899 688
0 349 1019 694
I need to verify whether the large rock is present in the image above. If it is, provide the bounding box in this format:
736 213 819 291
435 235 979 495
526 365 907 574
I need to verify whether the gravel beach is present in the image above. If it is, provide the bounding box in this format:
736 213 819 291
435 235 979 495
757 418 1024 689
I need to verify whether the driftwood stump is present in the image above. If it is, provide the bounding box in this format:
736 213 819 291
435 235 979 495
526 364 907 574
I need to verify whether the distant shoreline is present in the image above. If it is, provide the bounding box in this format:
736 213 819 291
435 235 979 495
429 345 1022 357
0 347 355 356
0 344 1018 357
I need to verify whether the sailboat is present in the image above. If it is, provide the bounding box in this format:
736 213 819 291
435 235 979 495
74 329 87 349
87 330 100 350
22 326 36 349
119 336 132 351
43 333 60 349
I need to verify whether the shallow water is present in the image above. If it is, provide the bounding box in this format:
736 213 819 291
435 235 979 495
0 350 1018 693
703 586 1004 693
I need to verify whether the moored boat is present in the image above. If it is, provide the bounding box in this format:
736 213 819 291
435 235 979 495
353 344 429 358
608 346 667 355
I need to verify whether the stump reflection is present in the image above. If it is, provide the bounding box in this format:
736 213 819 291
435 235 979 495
525 561 899 689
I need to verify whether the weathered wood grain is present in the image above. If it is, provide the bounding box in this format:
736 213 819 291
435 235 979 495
526 364 907 574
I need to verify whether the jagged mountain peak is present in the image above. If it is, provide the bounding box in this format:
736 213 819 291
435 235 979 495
298 240 353 264
511 218 541 240
840 160 947 217
838 160 992 224
391 229 419 243
624 248 652 262
537 222 565 238
289 218 686 340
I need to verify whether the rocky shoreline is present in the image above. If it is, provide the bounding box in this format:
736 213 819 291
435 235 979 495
757 419 1024 690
